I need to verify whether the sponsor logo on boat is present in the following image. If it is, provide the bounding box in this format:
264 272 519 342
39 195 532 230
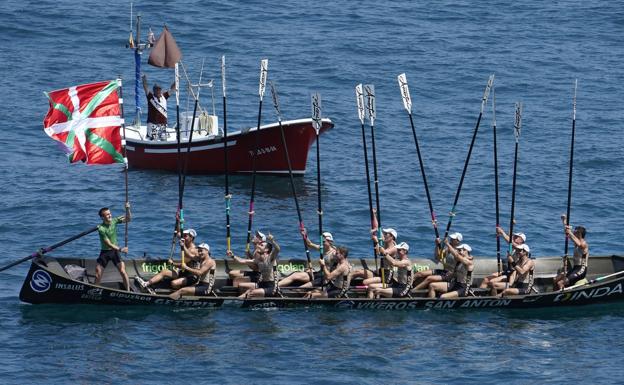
248 145 277 157
277 262 306 275
81 288 103 301
109 292 153 302
553 283 623 302
335 300 355 309
141 262 170 274
30 270 52 293
248 301 278 309
54 283 85 291
354 301 419 310
153 298 219 307
413 265 431 273
424 298 513 309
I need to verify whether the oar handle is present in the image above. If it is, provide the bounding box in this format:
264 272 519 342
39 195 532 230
0 226 99 273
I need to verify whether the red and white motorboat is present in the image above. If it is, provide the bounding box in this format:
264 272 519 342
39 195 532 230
124 117 333 174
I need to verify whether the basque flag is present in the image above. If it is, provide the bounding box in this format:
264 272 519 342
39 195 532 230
43 80 124 165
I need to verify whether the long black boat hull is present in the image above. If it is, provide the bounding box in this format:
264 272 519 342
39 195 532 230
19 259 223 308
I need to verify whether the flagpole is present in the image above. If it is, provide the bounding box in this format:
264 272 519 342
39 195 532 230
117 77 130 249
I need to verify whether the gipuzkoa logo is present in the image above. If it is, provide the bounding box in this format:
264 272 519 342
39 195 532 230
30 270 52 293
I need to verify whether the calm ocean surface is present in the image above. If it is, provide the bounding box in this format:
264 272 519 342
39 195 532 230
1 0 624 383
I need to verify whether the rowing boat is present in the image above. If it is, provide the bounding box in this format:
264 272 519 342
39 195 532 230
19 254 624 310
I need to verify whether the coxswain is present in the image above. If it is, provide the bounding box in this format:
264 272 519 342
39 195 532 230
142 73 175 140
307 246 352 298
480 227 526 290
233 233 281 298
412 232 463 291
554 214 589 290
135 228 198 294
95 203 132 291
427 241 474 298
494 244 534 296
169 242 217 299
368 242 413 298
278 229 337 288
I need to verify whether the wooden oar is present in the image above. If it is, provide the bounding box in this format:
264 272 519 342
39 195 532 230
563 80 578 275
311 92 324 285
397 74 440 241
0 226 99 273
491 86 501 274
355 84 379 275
168 63 183 260
364 85 385 287
441 75 494 246
245 59 268 254
269 82 312 266
222 56 232 252
507 102 523 257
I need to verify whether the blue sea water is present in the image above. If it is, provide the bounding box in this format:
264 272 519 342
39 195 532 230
1 0 624 383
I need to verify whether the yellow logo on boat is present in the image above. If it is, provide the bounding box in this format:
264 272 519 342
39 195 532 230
141 262 170 274
277 262 306 275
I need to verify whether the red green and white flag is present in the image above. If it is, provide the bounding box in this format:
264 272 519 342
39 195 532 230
43 80 124 165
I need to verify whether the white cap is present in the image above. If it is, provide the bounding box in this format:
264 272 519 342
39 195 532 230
396 242 409 252
382 228 398 240
255 230 267 242
513 232 526 242
197 243 210 252
517 244 530 253
449 232 463 242
457 243 472 252
183 229 197 238
322 232 334 242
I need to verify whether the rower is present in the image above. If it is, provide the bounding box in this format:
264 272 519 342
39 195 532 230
135 229 199 294
278 228 337 288
494 244 534 296
168 243 217 299
427 241 474 299
412 232 463 291
234 233 281 298
360 225 399 287
554 215 589 290
307 246 352 298
368 242 413 298
480 226 526 290
228 230 265 292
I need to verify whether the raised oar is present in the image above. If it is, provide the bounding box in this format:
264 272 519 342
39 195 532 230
491 86 501 274
0 226 99 273
441 75 494 246
269 81 311 266
397 73 440 241
311 93 324 262
364 85 385 288
222 56 232 252
563 80 578 275
508 102 523 257
117 77 131 250
355 84 378 274
245 59 268 254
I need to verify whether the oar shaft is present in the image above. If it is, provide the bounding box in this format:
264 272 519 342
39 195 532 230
407 113 439 239
360 122 378 269
245 99 264 253
508 140 520 253
0 226 99 273
316 134 323 260
223 95 231 251
564 80 578 262
492 89 501 274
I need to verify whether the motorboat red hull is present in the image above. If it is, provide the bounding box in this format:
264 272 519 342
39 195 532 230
125 118 333 174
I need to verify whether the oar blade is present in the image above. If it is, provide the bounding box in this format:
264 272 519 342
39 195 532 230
514 101 523 142
355 84 365 124
397 73 412 113
270 81 282 120
364 85 376 125
221 55 226 97
259 59 268 100
311 92 322 134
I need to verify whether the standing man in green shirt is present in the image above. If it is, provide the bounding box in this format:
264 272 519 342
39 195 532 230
95 203 131 290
